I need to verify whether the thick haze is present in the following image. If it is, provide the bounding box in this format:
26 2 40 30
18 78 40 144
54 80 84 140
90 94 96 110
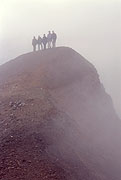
0 0 121 117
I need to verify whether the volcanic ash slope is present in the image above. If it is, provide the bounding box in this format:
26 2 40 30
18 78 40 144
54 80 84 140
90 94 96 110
0 47 121 180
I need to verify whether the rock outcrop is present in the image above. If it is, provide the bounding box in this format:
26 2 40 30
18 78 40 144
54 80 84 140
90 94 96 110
0 47 121 180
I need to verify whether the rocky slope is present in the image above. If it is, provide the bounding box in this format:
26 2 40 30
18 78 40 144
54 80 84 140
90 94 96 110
0 47 121 180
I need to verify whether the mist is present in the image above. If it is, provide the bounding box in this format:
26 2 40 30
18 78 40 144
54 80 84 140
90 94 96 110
0 0 121 117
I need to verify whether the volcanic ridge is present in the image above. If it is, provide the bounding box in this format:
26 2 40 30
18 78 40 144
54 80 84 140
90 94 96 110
0 47 121 180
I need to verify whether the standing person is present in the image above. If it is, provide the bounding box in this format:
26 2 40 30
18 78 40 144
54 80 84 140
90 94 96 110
32 36 37 52
52 31 57 48
42 34 47 50
38 36 43 50
47 31 52 49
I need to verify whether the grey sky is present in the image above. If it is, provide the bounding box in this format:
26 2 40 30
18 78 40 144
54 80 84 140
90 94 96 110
0 0 121 117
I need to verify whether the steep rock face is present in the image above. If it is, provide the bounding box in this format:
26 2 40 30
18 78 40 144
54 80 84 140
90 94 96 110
0 47 121 180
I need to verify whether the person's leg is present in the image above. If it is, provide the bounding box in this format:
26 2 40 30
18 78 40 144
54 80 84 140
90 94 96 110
48 42 49 49
53 40 55 48
33 46 35 52
55 40 56 47
49 41 51 48
50 41 52 48
52 40 54 48
41 43 43 50
38 44 40 51
44 44 46 50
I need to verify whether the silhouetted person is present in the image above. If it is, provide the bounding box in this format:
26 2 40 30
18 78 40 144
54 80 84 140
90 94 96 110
42 34 47 50
32 36 37 52
47 31 52 49
38 36 43 50
52 31 57 48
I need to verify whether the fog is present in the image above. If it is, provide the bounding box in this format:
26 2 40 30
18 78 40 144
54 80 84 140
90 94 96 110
0 0 121 117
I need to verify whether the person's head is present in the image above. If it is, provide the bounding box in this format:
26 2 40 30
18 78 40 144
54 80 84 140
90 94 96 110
33 36 35 39
52 31 55 34
48 31 51 34
43 34 46 37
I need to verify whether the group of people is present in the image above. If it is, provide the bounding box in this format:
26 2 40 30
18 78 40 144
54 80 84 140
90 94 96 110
32 31 57 52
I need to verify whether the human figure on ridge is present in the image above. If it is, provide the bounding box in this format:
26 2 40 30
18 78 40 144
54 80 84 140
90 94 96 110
38 36 43 50
47 31 52 49
51 31 57 48
32 36 37 52
42 34 48 50
32 31 57 51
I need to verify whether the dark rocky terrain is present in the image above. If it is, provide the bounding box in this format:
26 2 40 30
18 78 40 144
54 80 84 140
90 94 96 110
0 47 121 180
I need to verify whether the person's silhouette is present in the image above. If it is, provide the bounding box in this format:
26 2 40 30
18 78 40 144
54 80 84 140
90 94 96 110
38 36 43 50
47 31 52 49
32 36 37 52
42 34 47 50
51 31 57 48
